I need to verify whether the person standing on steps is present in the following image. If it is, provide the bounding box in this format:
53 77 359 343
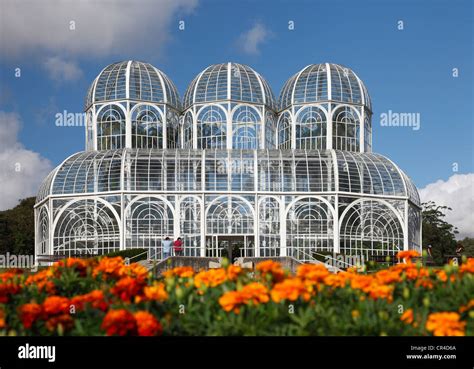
162 237 172 259
173 237 184 256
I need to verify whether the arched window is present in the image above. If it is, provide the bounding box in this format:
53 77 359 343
197 106 227 149
37 207 49 255
286 197 334 261
180 196 202 256
125 197 174 259
131 105 163 149
295 106 327 149
332 106 360 151
206 196 254 235
232 105 260 149
53 199 120 257
259 197 280 257
277 111 292 149
183 112 194 148
97 105 126 150
339 199 404 257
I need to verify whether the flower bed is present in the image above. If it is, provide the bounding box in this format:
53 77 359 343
0 252 473 336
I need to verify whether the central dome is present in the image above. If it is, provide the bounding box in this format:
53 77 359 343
183 62 277 111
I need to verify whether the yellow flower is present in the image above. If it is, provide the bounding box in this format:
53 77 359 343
351 310 360 319
426 312 466 336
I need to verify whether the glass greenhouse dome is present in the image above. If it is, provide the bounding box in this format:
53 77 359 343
35 61 422 264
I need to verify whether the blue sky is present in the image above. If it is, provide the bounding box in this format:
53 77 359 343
0 0 472 199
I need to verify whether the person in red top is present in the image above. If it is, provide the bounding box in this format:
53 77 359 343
173 237 183 256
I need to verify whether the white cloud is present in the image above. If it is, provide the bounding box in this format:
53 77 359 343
237 23 271 55
1 0 198 59
419 174 474 239
0 112 53 210
43 57 83 82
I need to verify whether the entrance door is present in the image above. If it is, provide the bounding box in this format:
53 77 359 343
205 235 254 260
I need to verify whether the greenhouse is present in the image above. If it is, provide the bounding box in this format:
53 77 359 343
35 61 422 263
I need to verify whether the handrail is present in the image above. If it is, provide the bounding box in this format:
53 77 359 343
296 249 363 271
125 250 149 265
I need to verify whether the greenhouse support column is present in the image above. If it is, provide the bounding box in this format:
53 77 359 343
360 108 365 153
280 196 287 257
174 196 180 245
200 150 206 257
404 201 409 251
334 195 340 253
254 151 260 257
125 105 132 148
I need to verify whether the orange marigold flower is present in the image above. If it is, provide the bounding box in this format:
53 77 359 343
375 270 401 284
256 260 285 282
0 268 23 282
240 282 270 305
111 276 145 303
415 278 434 289
45 314 74 333
350 275 374 290
0 281 21 303
25 269 55 293
227 265 242 280
271 278 309 303
55 258 88 275
19 303 43 329
0 307 6 329
297 264 330 284
124 263 149 281
93 257 126 279
71 290 108 311
400 309 414 324
219 283 269 313
134 311 162 336
323 273 348 288
426 312 466 336
459 258 474 274
141 282 168 302
101 309 137 336
396 250 420 262
459 300 474 313
366 283 393 302
194 269 227 289
43 296 70 316
219 291 242 314
162 266 194 278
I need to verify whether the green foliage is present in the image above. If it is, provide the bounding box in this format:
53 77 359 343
0 197 35 256
422 201 457 265
460 237 474 258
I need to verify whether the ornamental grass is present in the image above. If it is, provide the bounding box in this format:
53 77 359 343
0 252 473 336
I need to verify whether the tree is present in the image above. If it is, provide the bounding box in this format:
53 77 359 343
421 201 457 265
460 237 474 257
0 197 36 256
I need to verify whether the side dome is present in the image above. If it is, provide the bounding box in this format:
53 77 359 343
183 62 276 111
84 60 181 111
279 63 371 111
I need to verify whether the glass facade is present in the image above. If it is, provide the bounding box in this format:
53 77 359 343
35 60 421 264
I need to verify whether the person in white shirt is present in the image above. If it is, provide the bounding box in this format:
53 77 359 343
162 237 172 259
